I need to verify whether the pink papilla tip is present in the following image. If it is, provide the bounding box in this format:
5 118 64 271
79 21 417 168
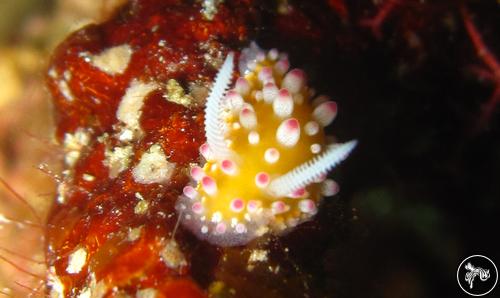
322 179 339 196
256 52 266 62
275 58 289 75
202 176 217 195
268 49 279 61
226 90 244 112
312 95 330 107
271 201 289 215
190 166 205 181
313 172 328 183
215 222 227 234
221 159 236 175
282 69 305 94
286 117 299 129
313 101 338 127
230 198 245 213
235 77 250 96
289 188 307 198
191 202 204 214
298 199 317 214
273 89 294 118
199 143 211 160
276 118 300 147
239 107 257 129
183 185 198 199
264 148 280 163
255 172 270 188
235 223 247 234
242 102 254 111
247 200 261 213
258 66 273 82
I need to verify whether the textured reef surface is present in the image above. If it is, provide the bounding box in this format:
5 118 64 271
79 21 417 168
43 0 500 297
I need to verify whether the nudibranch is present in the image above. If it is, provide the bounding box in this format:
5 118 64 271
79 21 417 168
176 45 357 247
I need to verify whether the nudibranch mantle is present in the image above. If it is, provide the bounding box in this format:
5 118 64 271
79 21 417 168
176 46 356 247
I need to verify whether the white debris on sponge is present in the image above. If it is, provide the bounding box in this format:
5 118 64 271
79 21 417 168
117 79 158 136
247 249 269 271
82 173 95 181
127 226 143 242
58 80 74 101
103 145 133 178
77 288 91 298
47 266 65 298
132 144 175 184
201 0 223 20
88 44 133 75
49 68 74 101
66 247 88 274
136 288 158 298
56 182 69 204
160 239 187 270
134 200 149 215
248 249 268 263
64 127 91 166
76 274 107 298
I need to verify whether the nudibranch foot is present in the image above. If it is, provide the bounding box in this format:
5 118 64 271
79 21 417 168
176 45 356 247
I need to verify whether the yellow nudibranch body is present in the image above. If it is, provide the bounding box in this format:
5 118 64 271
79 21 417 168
176 46 356 246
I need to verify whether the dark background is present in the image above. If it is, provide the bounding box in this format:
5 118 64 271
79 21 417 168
252 1 500 297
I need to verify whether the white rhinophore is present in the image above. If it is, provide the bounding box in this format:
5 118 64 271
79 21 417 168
267 140 357 197
204 52 235 159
